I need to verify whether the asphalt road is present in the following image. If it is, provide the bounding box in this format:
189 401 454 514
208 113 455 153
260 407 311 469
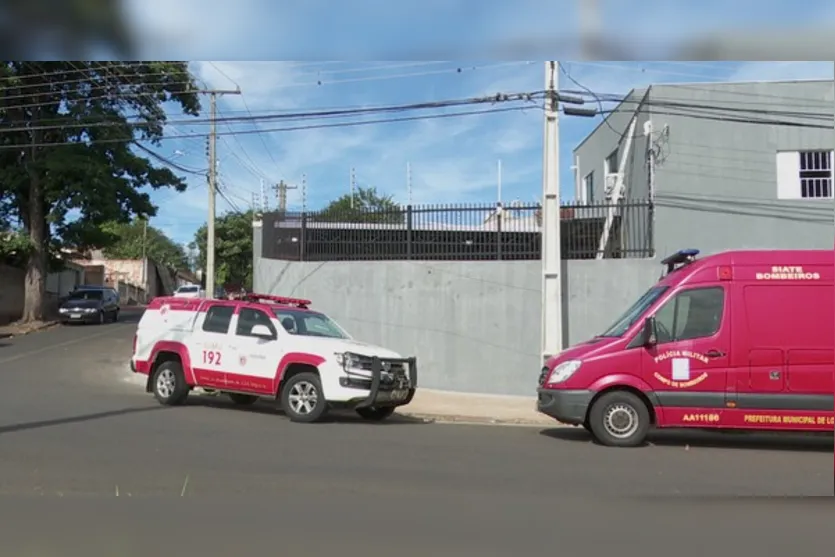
0 310 832 556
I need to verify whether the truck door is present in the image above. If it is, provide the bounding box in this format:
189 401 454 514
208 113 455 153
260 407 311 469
225 306 281 395
640 285 731 418
187 303 236 389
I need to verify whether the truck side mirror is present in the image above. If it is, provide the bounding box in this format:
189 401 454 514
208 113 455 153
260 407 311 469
642 316 658 347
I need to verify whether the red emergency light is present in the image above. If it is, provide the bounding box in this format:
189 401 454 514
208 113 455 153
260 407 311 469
244 293 311 309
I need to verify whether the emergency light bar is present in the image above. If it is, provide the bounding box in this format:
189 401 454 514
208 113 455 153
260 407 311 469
660 249 699 275
244 293 311 309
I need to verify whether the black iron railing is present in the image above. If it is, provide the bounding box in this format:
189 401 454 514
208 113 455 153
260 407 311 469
261 199 654 261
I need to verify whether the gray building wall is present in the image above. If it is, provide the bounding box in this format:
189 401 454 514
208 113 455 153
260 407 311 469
574 79 835 257
254 257 659 396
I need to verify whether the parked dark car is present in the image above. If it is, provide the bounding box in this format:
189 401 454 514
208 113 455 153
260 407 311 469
59 287 120 324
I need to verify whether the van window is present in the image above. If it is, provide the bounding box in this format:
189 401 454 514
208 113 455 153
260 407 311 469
653 287 724 343
202 305 234 334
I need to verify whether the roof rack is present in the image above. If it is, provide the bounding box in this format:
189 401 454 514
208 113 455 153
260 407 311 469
660 248 699 275
243 293 311 309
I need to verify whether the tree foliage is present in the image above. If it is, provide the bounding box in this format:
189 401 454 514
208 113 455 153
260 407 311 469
192 211 254 291
102 219 188 270
316 186 404 224
0 61 201 321
1 0 134 59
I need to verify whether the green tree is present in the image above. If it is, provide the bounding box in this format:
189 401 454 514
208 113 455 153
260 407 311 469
0 61 200 321
316 186 404 224
1 0 134 59
192 211 254 291
102 219 188 270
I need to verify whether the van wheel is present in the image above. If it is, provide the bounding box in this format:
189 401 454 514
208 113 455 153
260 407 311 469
280 372 328 423
228 393 258 405
588 391 650 447
151 361 190 406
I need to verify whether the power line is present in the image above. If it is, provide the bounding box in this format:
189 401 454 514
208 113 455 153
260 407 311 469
0 100 538 150
0 90 544 134
0 61 533 115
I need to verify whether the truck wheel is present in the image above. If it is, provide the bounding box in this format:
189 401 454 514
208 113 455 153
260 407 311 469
228 393 258 405
280 372 328 423
356 406 396 421
151 361 190 406
588 391 650 447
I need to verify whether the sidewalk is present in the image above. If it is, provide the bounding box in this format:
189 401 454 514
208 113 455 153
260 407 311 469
396 388 559 426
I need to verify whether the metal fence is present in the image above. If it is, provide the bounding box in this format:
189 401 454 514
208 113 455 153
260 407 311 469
261 199 654 261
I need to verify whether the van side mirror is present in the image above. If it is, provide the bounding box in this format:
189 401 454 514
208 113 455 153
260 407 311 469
642 316 658 347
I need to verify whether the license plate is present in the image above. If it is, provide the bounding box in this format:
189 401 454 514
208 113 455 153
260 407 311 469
70 313 81 319
390 389 408 402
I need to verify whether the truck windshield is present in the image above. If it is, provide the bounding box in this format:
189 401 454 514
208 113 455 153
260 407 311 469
273 309 350 339
598 285 669 338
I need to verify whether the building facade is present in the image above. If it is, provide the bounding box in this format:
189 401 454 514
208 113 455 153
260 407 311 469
573 79 835 257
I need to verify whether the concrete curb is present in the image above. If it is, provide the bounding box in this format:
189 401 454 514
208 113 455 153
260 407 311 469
396 411 559 427
117 364 560 428
0 320 60 339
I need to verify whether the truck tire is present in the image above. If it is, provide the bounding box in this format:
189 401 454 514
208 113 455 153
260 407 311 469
280 372 328 423
151 361 190 406
228 393 258 405
588 391 650 447
356 406 396 421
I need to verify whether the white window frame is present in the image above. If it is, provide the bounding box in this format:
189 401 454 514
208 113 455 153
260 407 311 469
583 171 594 203
776 150 834 200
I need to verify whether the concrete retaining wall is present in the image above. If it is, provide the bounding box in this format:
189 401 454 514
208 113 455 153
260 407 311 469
253 247 658 395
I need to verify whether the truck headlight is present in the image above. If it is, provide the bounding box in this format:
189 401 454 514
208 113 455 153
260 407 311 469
546 360 582 385
335 352 360 369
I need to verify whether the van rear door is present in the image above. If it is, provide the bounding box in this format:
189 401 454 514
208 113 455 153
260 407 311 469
639 284 731 421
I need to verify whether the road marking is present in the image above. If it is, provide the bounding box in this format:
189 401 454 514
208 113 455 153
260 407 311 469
0 324 133 365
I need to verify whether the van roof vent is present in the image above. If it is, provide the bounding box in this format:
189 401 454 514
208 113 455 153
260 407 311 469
660 249 699 276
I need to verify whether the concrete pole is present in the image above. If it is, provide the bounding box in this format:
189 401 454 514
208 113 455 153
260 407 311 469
541 61 563 362
206 91 217 300
200 87 240 299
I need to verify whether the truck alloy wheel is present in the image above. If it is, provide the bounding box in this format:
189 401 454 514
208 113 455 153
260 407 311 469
151 361 190 406
280 372 328 423
588 391 650 447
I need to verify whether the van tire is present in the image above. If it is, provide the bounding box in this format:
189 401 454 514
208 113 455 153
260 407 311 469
588 391 650 447
280 372 328 423
151 361 190 406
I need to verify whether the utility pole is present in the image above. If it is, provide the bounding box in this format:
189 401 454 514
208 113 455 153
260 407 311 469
201 87 240 299
260 178 268 212
275 180 297 213
541 61 562 363
350 167 356 209
301 174 307 212
406 162 412 205
140 217 147 288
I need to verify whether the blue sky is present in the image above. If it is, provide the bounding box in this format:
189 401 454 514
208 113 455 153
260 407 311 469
139 61 835 245
117 0 835 245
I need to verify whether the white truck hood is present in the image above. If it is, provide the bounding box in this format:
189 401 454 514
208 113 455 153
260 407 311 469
292 336 405 360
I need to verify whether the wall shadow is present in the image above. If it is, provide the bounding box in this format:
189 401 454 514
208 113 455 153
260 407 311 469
539 426 833 453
